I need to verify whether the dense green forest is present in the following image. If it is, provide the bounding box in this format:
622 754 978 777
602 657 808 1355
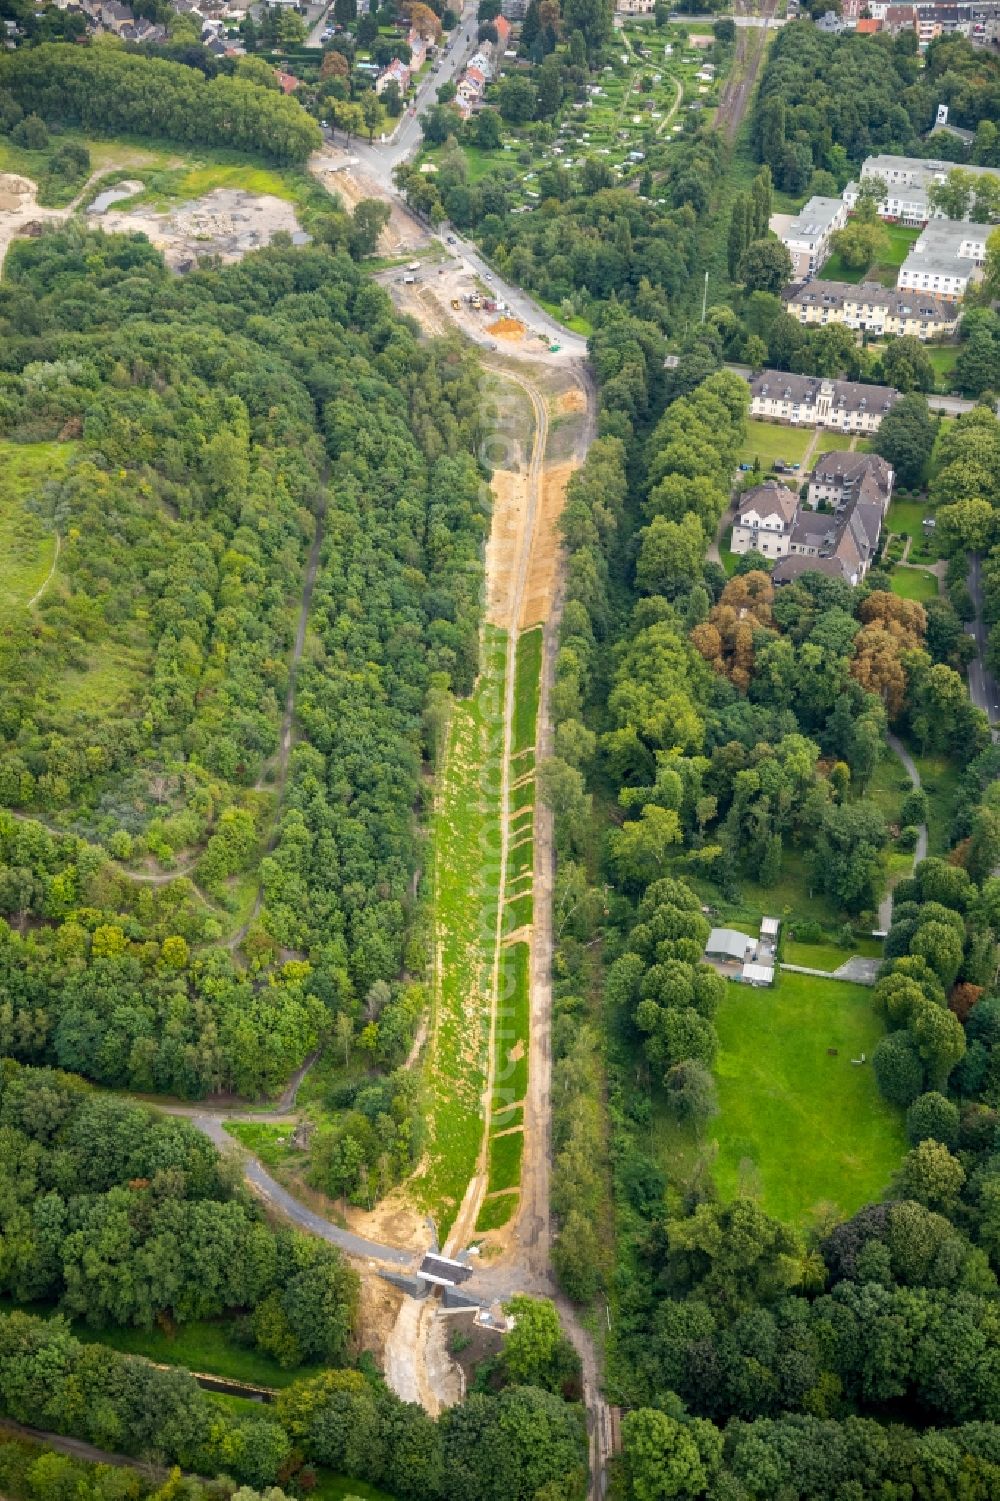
541 314 1000 1497
0 226 485 1118
0 45 321 163
751 24 1000 190
0 1071 586 1498
0 1062 357 1362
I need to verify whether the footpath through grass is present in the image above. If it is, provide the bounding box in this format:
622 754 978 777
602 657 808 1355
0 439 74 621
712 970 905 1223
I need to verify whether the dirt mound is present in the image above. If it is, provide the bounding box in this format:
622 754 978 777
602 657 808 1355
488 317 525 340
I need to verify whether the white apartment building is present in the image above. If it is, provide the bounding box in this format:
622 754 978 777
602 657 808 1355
897 218 992 299
770 195 848 278
843 154 1000 225
749 372 899 432
731 481 798 560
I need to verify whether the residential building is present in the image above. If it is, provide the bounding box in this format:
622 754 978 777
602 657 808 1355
916 2 972 40
844 154 1000 224
731 481 798 561
783 278 960 339
855 17 881 31
732 455 891 587
501 0 527 16
749 371 899 431
375 56 410 93
971 0 1000 43
815 8 850 28
616 0 657 11
882 4 917 32
273 68 299 94
771 195 848 278
806 451 894 511
493 14 512 47
897 217 992 298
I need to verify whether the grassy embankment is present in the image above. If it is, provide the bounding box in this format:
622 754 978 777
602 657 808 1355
418 625 507 1237
476 627 542 1229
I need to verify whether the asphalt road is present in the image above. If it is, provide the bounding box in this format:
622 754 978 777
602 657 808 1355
305 1 333 48
328 1 589 359
967 553 1000 728
346 5 482 175
176 1110 418 1268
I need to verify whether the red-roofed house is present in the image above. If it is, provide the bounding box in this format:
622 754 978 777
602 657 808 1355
855 17 880 31
494 13 511 46
274 69 299 93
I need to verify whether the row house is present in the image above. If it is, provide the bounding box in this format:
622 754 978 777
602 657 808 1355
749 372 899 432
783 278 960 339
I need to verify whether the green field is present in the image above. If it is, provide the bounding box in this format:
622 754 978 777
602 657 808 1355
494 940 529 1112
418 627 507 1234
814 430 857 453
476 1189 520 1231
712 970 905 1223
783 937 882 971
886 495 944 563
512 627 543 755
487 1128 524 1193
736 420 815 470
682 850 842 932
911 749 960 857
819 224 921 287
890 566 939 602
0 440 74 621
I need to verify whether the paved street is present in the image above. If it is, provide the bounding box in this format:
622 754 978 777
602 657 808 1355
967 553 1000 730
323 1 590 359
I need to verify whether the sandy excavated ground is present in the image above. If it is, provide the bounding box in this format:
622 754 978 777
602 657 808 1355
312 149 430 254
98 188 306 270
0 172 64 270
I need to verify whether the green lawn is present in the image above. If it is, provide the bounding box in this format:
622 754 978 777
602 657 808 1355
736 420 815 470
0 439 74 622
819 225 921 288
682 850 842 932
225 1120 299 1171
886 495 944 563
494 940 529 1112
910 748 960 857
314 1476 397 1501
890 566 939 602
0 1299 311 1389
476 1190 519 1232
711 970 905 1224
68 1317 312 1389
539 297 595 336
512 627 542 755
417 626 507 1234
864 750 911 828
814 431 857 453
487 1128 524 1193
924 343 960 393
783 937 882 971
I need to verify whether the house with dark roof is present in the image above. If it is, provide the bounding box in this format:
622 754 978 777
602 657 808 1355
783 279 959 340
731 481 799 562
749 372 899 432
807 451 894 512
